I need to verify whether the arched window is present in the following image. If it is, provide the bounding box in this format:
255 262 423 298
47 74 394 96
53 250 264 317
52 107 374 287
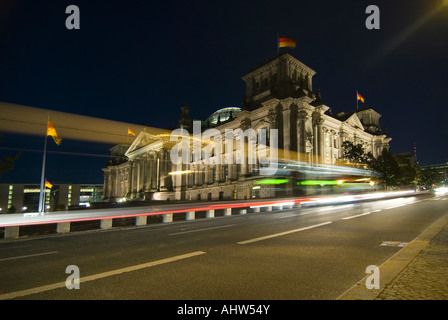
258 126 269 145
201 169 206 185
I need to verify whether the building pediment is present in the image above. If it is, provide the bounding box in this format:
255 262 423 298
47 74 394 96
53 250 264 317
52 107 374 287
125 131 163 158
344 113 364 130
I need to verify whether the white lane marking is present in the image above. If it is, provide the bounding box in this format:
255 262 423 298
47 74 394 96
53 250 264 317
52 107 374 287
168 224 237 235
237 221 332 245
0 251 58 262
342 210 382 220
384 204 407 210
278 214 299 219
0 251 206 300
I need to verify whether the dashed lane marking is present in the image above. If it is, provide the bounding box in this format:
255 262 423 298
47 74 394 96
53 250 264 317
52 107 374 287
0 251 206 300
237 221 332 245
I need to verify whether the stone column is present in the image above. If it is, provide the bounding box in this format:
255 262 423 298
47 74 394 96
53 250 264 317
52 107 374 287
145 156 151 191
103 171 109 199
330 130 336 164
339 131 347 160
313 118 324 164
297 110 309 162
127 165 133 197
282 107 291 160
158 151 164 190
321 128 326 163
151 156 156 190
112 169 118 199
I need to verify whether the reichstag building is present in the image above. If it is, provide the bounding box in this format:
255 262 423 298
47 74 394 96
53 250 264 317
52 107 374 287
102 53 391 202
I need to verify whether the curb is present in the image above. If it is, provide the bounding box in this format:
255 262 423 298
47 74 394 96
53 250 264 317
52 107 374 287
336 212 448 300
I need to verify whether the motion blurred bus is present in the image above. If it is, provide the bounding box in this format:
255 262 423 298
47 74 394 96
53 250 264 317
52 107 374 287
252 160 379 198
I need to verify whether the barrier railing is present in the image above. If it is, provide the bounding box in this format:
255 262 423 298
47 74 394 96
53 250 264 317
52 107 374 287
0 190 427 239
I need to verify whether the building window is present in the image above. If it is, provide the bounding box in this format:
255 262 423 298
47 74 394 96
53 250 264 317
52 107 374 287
8 185 13 209
223 165 229 181
237 163 242 179
68 185 72 206
258 127 269 145
211 166 216 184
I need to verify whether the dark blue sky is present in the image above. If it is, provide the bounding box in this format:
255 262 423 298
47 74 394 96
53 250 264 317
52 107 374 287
0 0 447 184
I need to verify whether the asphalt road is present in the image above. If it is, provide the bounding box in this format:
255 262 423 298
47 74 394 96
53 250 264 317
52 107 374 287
0 192 447 301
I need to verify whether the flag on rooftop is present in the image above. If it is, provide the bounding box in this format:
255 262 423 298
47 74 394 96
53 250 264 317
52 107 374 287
278 37 296 49
357 92 365 103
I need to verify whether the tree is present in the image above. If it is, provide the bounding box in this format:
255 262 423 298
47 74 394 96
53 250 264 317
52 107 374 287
420 168 442 189
394 154 419 186
369 149 400 189
337 141 374 168
338 141 425 190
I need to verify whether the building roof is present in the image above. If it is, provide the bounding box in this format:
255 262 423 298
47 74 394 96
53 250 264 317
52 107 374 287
205 107 241 125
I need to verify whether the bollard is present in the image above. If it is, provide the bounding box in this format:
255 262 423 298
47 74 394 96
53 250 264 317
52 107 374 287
100 218 113 230
135 216 147 226
57 222 70 233
4 226 19 239
186 211 195 220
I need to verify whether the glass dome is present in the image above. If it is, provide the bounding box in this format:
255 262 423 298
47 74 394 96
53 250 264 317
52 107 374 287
206 107 241 125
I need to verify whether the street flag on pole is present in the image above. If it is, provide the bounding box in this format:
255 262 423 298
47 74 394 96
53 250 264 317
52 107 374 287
47 118 62 145
45 180 53 189
278 37 296 49
128 128 136 136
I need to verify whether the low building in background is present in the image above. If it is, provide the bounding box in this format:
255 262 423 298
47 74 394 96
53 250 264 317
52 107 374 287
0 183 103 213
421 162 448 188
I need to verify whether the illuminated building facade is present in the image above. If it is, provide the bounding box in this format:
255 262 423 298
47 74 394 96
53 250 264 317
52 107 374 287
102 53 391 202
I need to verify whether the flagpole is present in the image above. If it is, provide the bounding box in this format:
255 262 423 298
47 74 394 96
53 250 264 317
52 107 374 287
356 90 359 110
38 114 49 215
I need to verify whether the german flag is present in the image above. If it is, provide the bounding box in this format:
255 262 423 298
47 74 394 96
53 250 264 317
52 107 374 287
45 180 53 189
47 118 62 145
279 37 296 49
357 92 365 103
128 128 136 136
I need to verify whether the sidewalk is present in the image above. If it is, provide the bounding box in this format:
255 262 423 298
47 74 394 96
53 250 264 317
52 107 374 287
375 220 448 300
338 213 448 300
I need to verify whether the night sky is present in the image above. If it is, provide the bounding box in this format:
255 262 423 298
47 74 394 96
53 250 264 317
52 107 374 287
0 0 447 185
